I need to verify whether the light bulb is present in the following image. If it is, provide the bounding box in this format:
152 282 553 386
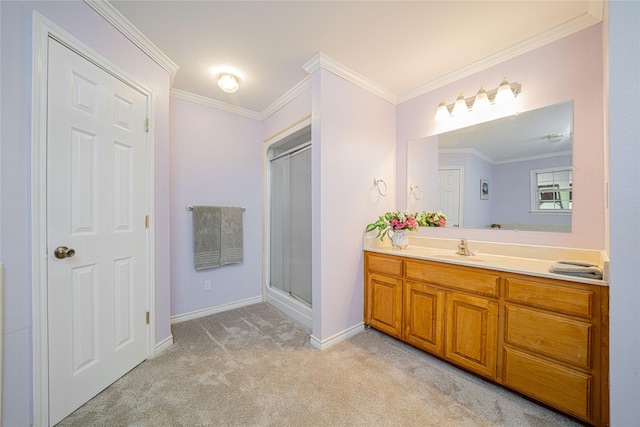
452 93 469 116
472 86 491 111
435 99 450 121
494 77 514 105
218 73 239 93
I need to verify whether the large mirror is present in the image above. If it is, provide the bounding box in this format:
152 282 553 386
407 101 573 232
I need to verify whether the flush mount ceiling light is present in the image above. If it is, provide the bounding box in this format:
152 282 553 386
218 73 239 93
435 77 521 122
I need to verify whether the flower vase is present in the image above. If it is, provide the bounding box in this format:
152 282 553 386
387 229 409 250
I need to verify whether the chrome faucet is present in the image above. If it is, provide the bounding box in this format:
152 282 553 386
456 238 474 256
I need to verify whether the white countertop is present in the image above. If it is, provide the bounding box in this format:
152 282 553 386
364 236 609 286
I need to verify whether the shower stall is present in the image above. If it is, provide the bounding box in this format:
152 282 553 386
264 123 312 327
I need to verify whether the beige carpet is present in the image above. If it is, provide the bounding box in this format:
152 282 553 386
58 303 581 426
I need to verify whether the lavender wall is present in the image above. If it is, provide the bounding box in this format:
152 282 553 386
397 25 605 249
312 69 396 341
466 154 494 227
0 2 172 424
406 137 439 212
492 155 572 227
609 2 640 424
169 98 263 316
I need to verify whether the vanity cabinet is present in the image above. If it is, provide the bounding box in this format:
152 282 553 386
364 251 609 426
501 274 607 424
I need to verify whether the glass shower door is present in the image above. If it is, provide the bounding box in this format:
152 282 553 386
269 145 312 305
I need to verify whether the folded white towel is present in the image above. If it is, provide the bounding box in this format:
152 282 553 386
549 261 603 280
556 259 600 268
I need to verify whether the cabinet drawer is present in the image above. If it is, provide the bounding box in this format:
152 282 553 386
505 305 591 368
503 346 592 421
366 252 403 277
406 260 499 297
505 277 593 318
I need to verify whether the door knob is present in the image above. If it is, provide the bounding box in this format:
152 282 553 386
54 246 75 259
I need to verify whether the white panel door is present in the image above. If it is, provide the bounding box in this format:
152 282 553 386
438 168 462 228
46 39 149 425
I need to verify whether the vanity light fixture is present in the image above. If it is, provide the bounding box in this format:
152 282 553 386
435 77 521 121
218 73 239 93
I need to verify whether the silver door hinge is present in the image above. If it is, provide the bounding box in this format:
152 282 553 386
145 215 150 228
145 118 150 132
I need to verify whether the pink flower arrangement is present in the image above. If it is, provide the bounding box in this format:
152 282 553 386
419 211 447 228
366 210 447 241
389 216 418 230
365 210 420 241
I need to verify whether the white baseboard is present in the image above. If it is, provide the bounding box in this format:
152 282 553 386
153 334 174 357
170 296 264 324
310 322 365 351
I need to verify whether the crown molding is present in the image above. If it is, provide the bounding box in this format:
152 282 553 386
171 89 262 120
87 0 603 117
303 52 397 105
261 75 312 120
83 0 179 78
587 0 605 21
397 6 603 104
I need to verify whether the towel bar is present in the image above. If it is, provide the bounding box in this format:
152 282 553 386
186 204 245 211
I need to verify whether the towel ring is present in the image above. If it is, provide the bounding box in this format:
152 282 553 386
409 184 423 200
373 178 387 197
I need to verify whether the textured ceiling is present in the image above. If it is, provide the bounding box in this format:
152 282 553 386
109 1 599 114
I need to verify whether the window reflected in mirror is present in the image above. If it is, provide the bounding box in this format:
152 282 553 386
531 167 572 212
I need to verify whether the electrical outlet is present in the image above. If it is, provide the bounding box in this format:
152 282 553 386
204 279 211 291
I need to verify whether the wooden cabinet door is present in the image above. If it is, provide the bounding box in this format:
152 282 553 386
445 292 498 378
365 272 403 338
404 281 444 354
